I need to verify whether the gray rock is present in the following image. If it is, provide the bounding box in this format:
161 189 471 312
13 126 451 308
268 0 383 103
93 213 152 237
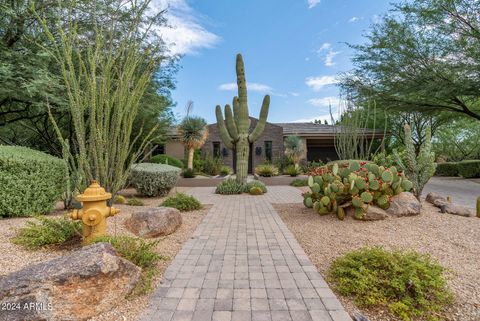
125 207 182 238
0 243 140 321
386 192 421 216
362 205 388 221
425 192 447 205
439 203 474 217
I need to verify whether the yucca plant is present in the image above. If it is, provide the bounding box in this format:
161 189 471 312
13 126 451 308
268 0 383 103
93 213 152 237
284 135 305 169
178 101 208 170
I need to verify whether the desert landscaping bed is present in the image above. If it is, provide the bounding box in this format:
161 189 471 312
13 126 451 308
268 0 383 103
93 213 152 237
0 187 210 321
274 201 480 321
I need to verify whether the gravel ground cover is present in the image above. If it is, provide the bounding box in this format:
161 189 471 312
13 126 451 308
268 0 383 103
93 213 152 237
274 201 480 321
0 186 210 321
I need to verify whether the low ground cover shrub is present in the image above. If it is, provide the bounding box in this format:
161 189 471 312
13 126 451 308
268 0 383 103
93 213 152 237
202 156 224 176
161 193 202 211
328 247 452 321
220 165 231 176
150 154 183 168
243 180 267 193
126 197 144 206
130 163 181 197
284 165 302 177
215 179 243 194
290 178 308 187
255 163 279 177
93 235 165 295
12 216 82 250
0 146 67 217
300 160 324 174
457 160 480 178
114 195 126 204
182 168 196 178
249 186 263 195
435 162 459 176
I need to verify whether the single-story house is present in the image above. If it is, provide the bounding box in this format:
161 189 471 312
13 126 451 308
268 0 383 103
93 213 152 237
158 118 384 173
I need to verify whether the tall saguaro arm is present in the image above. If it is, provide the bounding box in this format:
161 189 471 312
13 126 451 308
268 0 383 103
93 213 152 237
215 105 234 149
249 95 270 142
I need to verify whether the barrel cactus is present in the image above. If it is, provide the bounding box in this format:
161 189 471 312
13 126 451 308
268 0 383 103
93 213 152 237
215 54 270 185
303 160 413 220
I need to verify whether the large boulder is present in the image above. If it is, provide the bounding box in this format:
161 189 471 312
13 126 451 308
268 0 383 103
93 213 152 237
386 192 421 216
0 243 140 321
125 207 182 238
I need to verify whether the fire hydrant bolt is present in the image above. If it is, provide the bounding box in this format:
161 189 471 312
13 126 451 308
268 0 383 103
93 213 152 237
69 181 120 244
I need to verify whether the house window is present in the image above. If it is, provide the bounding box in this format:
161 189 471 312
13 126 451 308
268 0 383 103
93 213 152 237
213 142 221 157
152 144 165 156
264 141 272 162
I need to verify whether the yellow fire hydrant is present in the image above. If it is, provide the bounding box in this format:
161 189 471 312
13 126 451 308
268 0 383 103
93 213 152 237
70 180 120 244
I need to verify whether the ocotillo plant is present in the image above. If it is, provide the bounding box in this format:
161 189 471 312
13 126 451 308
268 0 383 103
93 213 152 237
215 54 270 185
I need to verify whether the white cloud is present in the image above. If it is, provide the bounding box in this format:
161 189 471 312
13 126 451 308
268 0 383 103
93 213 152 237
307 0 321 9
348 16 363 23
317 43 340 67
305 76 338 91
307 96 341 107
290 92 300 97
151 0 220 55
218 82 273 93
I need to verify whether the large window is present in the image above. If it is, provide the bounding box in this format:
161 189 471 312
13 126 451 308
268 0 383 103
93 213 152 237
213 141 221 157
264 141 272 161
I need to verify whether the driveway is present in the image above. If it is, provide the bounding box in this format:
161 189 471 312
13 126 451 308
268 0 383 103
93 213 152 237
422 177 480 209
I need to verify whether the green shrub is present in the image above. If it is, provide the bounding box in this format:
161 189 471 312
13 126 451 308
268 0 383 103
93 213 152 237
130 163 181 197
92 235 165 295
215 178 243 195
161 193 202 211
202 156 224 176
328 247 452 321
457 160 480 178
290 178 308 187
300 160 324 174
114 195 126 204
284 165 302 177
243 180 267 193
182 168 196 178
220 165 231 176
255 163 279 177
126 197 144 206
0 146 67 217
249 186 263 195
12 216 82 250
150 154 184 168
435 162 459 176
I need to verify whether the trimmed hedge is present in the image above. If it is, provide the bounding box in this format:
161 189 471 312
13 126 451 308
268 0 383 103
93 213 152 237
150 154 184 168
130 163 181 197
457 160 480 178
435 162 459 177
0 146 67 217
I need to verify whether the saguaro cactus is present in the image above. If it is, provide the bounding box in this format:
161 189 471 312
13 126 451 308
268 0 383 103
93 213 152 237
215 54 270 185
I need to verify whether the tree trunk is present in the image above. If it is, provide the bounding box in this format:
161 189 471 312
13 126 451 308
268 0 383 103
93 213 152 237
187 148 194 170
236 135 249 185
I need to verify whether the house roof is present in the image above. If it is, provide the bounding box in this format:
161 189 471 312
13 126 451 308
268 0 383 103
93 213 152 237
275 122 384 138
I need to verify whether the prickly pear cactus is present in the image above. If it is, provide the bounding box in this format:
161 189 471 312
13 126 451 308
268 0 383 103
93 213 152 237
302 160 413 220
215 54 270 185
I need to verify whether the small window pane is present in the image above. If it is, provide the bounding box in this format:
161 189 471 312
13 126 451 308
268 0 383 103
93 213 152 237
264 141 272 161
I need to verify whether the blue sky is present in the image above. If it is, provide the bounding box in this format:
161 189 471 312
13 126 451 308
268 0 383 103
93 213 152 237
155 0 397 124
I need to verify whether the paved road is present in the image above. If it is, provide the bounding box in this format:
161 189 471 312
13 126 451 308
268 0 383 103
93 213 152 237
423 177 480 209
139 186 351 321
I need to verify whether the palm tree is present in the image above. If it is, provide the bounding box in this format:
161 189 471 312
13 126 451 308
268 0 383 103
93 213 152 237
284 135 305 169
178 102 208 170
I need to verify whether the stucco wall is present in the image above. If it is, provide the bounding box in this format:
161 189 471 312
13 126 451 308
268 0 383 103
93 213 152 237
165 141 184 160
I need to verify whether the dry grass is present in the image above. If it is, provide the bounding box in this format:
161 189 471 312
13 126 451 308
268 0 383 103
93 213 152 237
0 187 210 321
274 201 480 321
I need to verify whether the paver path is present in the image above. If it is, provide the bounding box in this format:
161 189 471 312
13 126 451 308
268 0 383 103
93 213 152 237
140 186 351 321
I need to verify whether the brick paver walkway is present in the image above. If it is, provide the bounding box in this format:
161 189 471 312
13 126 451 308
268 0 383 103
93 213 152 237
140 186 352 321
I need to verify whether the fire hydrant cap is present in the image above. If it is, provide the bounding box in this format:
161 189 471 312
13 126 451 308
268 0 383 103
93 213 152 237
75 180 112 202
